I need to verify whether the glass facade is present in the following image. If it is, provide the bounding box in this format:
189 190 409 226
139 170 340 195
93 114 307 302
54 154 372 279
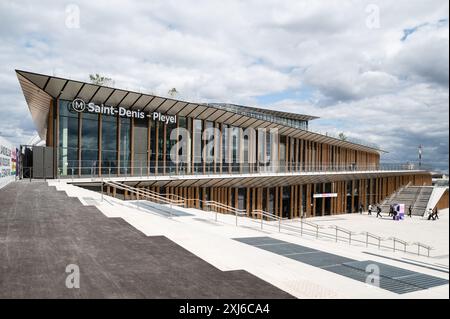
120 117 131 175
58 100 79 176
56 98 379 182
101 114 117 175
133 117 148 175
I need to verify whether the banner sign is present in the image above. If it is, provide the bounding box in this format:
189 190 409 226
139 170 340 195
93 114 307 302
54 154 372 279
0 136 16 188
313 193 338 198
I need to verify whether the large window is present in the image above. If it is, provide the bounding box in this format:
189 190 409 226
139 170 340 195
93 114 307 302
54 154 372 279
230 126 240 173
280 135 286 172
133 118 148 175
101 115 117 175
80 112 99 175
157 122 165 173
204 121 214 173
222 124 229 173
176 116 189 174
120 117 131 175
166 119 177 174
58 100 79 176
150 120 156 173
193 119 202 173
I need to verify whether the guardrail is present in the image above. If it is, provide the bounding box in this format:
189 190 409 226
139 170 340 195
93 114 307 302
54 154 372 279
98 179 434 257
19 160 430 181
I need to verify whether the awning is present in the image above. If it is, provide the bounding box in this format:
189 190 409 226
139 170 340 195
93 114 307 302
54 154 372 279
69 170 427 188
16 69 385 153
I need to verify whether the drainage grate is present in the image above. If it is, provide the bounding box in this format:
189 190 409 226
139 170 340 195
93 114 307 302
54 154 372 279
256 243 318 255
343 260 416 278
234 236 449 294
234 236 286 246
325 265 423 294
395 273 449 289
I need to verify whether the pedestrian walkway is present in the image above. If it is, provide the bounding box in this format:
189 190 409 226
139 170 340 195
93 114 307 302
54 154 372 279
0 181 292 298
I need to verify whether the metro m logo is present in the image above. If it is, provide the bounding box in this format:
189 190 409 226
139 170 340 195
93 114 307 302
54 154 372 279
70 98 86 113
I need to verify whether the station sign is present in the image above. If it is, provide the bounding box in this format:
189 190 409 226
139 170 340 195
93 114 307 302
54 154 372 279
70 98 176 124
313 193 338 198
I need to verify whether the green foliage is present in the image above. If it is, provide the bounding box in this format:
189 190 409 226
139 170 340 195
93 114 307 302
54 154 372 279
168 87 178 97
89 73 113 86
338 132 347 141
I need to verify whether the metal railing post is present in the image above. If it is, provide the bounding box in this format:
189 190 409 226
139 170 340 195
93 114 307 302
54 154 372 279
101 178 104 202
261 213 263 230
278 217 281 232
393 238 396 252
366 232 369 247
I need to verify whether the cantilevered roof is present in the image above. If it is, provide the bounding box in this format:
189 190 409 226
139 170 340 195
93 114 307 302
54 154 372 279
71 170 428 189
16 69 385 153
205 103 319 123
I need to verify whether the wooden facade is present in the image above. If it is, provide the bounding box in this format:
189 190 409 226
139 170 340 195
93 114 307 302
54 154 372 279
106 173 432 218
435 188 449 210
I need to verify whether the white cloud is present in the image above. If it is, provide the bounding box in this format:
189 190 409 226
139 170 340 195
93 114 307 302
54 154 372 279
0 0 448 171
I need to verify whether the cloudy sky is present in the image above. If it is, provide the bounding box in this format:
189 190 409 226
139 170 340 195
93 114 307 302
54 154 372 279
0 0 448 171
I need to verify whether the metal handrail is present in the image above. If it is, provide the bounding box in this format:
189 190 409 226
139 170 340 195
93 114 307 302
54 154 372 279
412 242 433 257
252 209 284 232
361 231 384 249
101 180 435 257
20 161 430 182
104 181 184 208
104 180 246 225
411 186 426 217
329 225 356 244
205 200 246 214
388 236 409 253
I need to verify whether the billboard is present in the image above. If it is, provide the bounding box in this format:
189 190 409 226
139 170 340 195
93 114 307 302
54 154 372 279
0 136 16 189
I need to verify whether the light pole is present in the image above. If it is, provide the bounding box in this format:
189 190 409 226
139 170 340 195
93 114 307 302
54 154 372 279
418 145 423 167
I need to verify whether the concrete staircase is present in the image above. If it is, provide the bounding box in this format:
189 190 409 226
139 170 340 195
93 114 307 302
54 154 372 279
412 187 433 216
381 186 434 216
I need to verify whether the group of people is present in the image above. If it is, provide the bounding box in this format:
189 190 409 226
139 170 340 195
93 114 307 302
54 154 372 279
362 203 439 220
366 204 383 218
427 207 439 220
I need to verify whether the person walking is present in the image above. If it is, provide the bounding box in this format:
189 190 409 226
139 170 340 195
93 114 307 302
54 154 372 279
432 207 439 220
427 208 433 220
376 205 382 218
388 205 394 217
408 205 412 218
368 204 373 215
359 203 363 214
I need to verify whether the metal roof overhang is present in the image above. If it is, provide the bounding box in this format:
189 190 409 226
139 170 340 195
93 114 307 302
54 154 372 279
71 170 428 189
16 69 385 153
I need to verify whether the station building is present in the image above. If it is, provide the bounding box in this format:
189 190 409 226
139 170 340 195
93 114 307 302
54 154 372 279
16 70 432 218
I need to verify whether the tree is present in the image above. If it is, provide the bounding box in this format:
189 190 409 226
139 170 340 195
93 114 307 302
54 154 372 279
89 73 113 86
338 132 347 141
168 88 178 97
